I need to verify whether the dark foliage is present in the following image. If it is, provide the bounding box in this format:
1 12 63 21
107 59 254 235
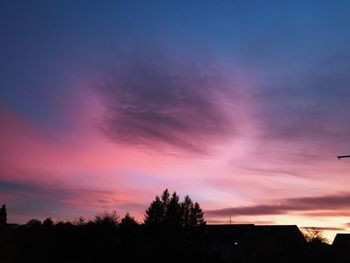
144 189 206 228
0 204 7 226
92 210 119 226
26 219 41 227
0 197 344 263
121 213 138 227
144 195 165 226
42 218 54 227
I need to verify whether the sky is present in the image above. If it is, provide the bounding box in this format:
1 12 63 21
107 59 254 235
1 0 350 241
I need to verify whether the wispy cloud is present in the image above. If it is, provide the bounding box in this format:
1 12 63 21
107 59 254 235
255 54 350 147
0 179 140 220
96 48 235 154
206 192 350 216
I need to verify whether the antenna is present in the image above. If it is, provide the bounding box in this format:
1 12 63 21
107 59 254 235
337 155 350 160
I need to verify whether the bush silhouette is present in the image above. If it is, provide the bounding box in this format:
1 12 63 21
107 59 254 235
26 219 42 227
42 218 54 227
92 210 119 226
121 212 138 227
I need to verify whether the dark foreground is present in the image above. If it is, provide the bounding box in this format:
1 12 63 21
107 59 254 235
0 224 348 263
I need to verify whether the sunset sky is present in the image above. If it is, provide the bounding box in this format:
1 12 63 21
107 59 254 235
1 0 350 241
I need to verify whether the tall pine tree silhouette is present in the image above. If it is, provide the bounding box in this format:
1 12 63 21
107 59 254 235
190 202 205 226
181 195 193 227
144 195 165 226
165 192 182 228
0 204 7 226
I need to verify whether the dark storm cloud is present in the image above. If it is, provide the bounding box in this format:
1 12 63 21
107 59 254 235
96 48 234 154
206 192 350 216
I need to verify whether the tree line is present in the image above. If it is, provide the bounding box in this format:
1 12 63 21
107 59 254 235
0 189 205 228
145 189 205 227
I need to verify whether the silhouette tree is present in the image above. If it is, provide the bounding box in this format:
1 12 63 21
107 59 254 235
189 202 205 226
0 204 7 226
161 188 170 207
73 216 86 226
145 189 206 228
42 217 54 227
121 212 138 227
181 195 193 227
26 219 42 227
93 210 119 226
165 192 182 227
303 227 328 244
144 195 165 226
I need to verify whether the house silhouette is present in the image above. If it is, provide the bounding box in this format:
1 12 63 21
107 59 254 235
199 224 307 262
332 233 350 261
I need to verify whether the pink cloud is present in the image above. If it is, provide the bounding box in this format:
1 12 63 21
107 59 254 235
1 55 350 232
